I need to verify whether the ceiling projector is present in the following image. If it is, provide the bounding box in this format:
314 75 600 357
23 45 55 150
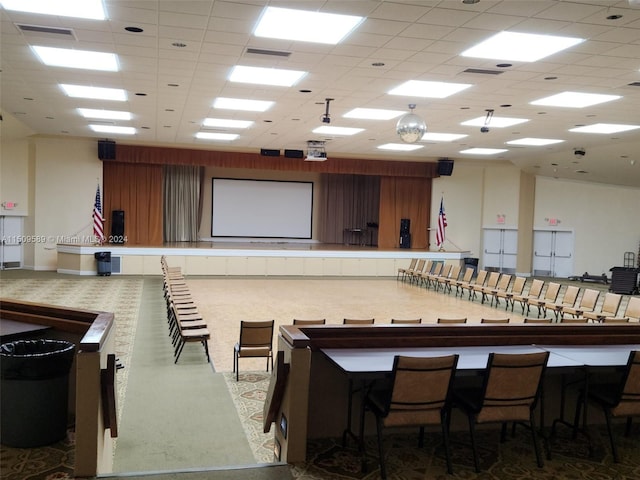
305 140 327 161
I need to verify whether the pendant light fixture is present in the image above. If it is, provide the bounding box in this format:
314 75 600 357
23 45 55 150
396 104 426 143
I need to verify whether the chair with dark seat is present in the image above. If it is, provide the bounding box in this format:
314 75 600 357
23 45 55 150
453 351 549 472
574 350 640 462
583 292 623 322
343 318 375 325
233 320 274 381
293 318 326 325
390 318 422 324
360 354 459 478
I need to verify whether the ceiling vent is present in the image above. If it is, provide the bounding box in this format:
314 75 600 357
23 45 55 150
16 23 77 40
462 68 504 75
245 47 291 58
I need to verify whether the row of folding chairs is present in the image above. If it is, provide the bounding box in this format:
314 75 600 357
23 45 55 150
397 259 640 322
161 256 211 363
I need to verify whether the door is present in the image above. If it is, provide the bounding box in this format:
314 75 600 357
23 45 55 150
483 228 517 273
0 216 23 269
533 230 573 277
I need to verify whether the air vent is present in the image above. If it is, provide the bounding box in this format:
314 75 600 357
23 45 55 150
462 68 504 75
245 47 291 58
16 23 76 39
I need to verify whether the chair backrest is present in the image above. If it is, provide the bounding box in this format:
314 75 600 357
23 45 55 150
439 263 453 278
238 320 274 349
528 279 545 298
579 288 600 310
404 258 418 270
293 318 326 325
423 259 434 274
413 259 426 273
543 282 561 302
485 272 501 289
624 297 640 321
481 318 510 324
511 277 527 295
476 351 549 423
460 267 474 283
495 274 512 292
437 318 467 324
431 262 443 276
343 318 375 325
448 264 462 281
391 318 422 324
600 293 623 316
473 270 488 286
561 285 581 307
382 355 459 422
560 318 590 323
524 318 553 324
611 350 640 417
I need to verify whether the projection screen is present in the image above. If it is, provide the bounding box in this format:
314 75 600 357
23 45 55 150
211 178 313 238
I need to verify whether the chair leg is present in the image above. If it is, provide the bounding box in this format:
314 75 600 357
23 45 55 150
376 416 387 479
604 409 620 462
573 392 584 440
625 417 633 437
468 414 480 473
202 339 210 362
441 411 454 475
418 426 425 448
530 411 544 468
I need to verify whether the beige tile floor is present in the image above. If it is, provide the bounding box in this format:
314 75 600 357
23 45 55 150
185 276 529 373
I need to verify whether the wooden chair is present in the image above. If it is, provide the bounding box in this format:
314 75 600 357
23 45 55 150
434 264 456 292
542 285 580 320
481 318 510 324
407 259 428 284
560 317 590 323
454 351 549 472
390 318 422 324
426 263 451 290
439 264 462 294
512 279 545 315
583 293 623 322
343 318 375 325
527 282 561 318
293 318 326 325
170 303 210 364
494 276 527 311
437 318 467 324
561 288 600 318
419 261 443 288
360 355 459 478
233 320 274 381
397 258 417 281
601 317 632 324
524 318 553 324
459 270 488 300
574 350 640 462
453 267 475 297
482 273 511 306
622 297 640 322
470 271 499 302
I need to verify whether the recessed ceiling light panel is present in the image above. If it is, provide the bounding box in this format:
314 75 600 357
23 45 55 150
33 46 118 71
89 125 135 135
389 80 471 98
506 138 564 146
460 148 508 155
213 97 274 112
203 118 253 129
531 91 621 108
421 132 468 142
569 123 640 134
196 132 239 141
0 0 106 19
461 116 528 128
312 126 364 136
229 65 306 87
61 84 127 101
343 108 405 120
254 7 363 45
461 31 584 62
378 143 424 151
78 108 131 120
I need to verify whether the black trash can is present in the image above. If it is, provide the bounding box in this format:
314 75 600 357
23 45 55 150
95 251 112 276
464 257 479 275
1 339 76 447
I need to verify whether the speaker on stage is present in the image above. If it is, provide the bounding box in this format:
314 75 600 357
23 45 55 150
399 233 411 249
111 210 125 243
400 218 410 235
437 158 454 176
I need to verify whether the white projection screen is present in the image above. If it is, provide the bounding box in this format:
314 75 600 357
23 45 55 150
211 178 313 239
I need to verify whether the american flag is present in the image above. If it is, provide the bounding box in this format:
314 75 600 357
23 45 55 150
93 185 105 244
436 197 447 248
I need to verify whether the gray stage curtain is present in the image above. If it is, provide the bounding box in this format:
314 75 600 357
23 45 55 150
318 174 380 244
163 165 203 242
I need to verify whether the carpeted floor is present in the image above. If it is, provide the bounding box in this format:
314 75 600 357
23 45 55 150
1 272 639 480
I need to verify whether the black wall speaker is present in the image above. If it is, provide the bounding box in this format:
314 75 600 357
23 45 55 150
437 158 454 176
98 140 116 160
260 148 281 157
284 149 304 159
399 232 411 249
400 218 410 235
111 210 125 242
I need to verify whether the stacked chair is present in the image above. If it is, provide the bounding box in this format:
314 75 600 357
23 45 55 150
161 256 211 364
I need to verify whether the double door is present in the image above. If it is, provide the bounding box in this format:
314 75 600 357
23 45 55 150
533 230 573 278
0 216 23 269
482 228 517 273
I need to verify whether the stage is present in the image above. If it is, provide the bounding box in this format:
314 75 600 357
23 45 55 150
56 241 472 276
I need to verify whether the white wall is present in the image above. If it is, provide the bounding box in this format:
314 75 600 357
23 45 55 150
0 112 33 216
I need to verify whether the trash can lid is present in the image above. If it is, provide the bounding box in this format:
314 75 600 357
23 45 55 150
1 339 75 380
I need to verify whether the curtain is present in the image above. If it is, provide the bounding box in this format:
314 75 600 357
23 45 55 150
163 165 203 242
378 177 431 249
318 174 380 244
103 163 163 245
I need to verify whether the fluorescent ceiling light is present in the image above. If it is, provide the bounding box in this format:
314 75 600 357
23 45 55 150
254 6 363 45
421 132 468 142
378 143 424 151
196 132 239 141
569 123 640 134
89 125 135 135
343 108 405 120
461 116 529 128
203 118 253 129
33 46 118 71
461 31 584 62
531 92 621 108
229 66 306 87
506 138 564 146
389 80 471 98
0 0 106 19
78 108 131 121
213 97 274 112
460 148 508 155
61 84 127 101
312 126 364 136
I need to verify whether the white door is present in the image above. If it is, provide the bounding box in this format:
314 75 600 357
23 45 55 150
0 216 23 269
533 230 573 277
483 228 518 273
